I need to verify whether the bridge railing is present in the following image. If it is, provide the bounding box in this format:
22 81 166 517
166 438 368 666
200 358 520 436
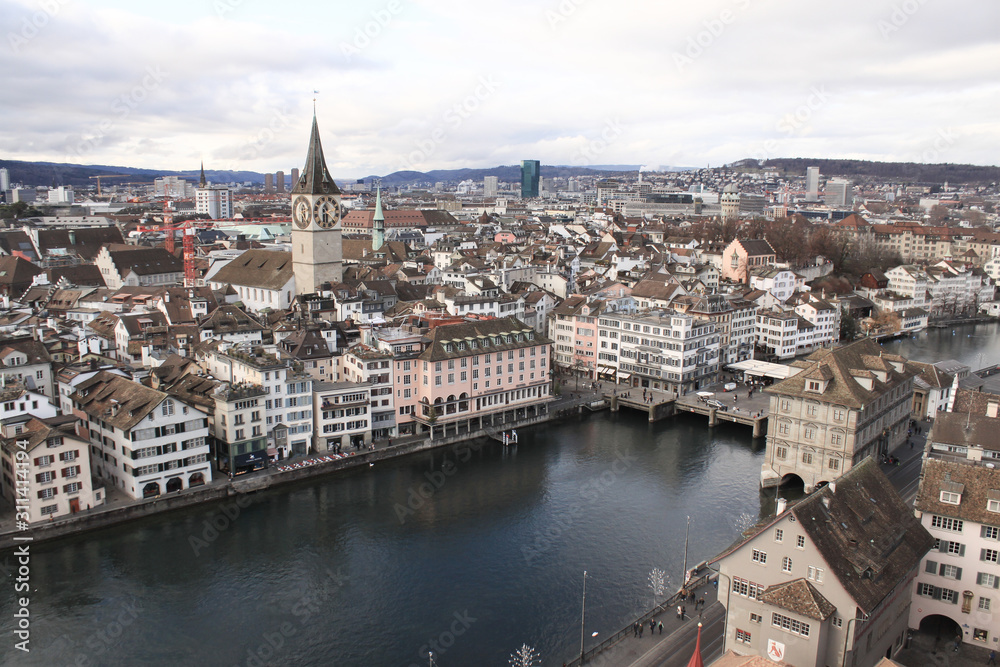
562 572 714 667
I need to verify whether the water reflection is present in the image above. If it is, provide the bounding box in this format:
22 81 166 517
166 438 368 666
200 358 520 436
3 409 769 666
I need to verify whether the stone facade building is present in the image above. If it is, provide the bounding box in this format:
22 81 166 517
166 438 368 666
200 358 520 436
761 339 915 491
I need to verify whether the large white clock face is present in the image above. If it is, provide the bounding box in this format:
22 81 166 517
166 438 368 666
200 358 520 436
314 196 340 229
293 196 311 229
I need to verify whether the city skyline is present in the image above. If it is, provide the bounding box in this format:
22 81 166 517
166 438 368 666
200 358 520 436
2 0 998 177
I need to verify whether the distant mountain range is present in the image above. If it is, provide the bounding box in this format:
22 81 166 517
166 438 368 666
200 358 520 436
0 160 261 190
3 157 997 190
0 159 661 189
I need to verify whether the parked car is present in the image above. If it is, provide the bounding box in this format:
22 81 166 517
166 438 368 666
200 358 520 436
705 399 725 409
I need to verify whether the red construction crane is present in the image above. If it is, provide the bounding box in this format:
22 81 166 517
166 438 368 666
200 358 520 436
133 201 197 287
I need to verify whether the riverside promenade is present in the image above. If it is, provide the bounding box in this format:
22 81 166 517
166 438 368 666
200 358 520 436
563 571 724 667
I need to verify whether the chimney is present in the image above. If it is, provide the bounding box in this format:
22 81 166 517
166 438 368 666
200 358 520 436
776 497 787 514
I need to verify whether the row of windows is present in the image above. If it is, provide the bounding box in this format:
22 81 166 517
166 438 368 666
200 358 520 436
732 577 763 600
772 612 810 637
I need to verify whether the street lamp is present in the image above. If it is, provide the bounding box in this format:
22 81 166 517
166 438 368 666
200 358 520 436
580 570 587 663
682 516 691 585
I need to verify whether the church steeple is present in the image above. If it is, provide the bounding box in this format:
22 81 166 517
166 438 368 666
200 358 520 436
199 161 207 188
291 110 344 294
291 113 340 196
372 185 385 251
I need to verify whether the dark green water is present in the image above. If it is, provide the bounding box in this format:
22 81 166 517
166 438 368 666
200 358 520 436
1 410 772 666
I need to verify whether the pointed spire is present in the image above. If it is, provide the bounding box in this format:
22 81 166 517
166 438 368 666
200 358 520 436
199 161 207 188
291 112 341 196
685 623 704 667
373 186 385 222
372 185 385 251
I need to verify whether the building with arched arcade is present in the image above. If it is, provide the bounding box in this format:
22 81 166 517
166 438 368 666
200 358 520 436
70 371 212 499
910 411 1000 649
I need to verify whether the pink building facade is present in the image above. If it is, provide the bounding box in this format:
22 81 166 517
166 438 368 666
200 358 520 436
411 317 553 439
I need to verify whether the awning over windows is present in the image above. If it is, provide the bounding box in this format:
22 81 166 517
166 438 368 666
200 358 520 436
727 360 803 380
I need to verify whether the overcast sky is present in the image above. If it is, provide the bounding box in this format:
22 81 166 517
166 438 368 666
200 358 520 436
2 0 998 178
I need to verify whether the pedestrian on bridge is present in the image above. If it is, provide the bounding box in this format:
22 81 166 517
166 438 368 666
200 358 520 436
658 621 663 635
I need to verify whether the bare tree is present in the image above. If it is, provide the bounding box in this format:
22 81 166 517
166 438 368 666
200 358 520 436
648 568 668 606
509 644 539 667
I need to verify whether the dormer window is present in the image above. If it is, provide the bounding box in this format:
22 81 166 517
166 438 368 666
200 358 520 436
988 491 1000 513
940 491 962 505
807 380 824 393
940 480 964 505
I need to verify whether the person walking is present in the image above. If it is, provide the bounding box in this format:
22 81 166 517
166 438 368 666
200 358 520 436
658 621 663 635
681 605 686 619
677 605 683 619
649 619 655 634
639 623 643 638
987 649 996 665
633 622 638 638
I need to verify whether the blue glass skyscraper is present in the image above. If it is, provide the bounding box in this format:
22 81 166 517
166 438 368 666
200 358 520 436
520 160 540 198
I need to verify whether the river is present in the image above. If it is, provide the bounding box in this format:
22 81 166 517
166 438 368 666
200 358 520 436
2 411 772 667
879 320 1000 369
4 322 993 667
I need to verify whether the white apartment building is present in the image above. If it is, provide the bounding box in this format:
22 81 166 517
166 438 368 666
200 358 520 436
749 268 799 304
213 384 269 474
0 382 58 422
793 298 841 352
912 411 1000 648
207 345 314 459
313 382 372 453
885 265 931 310
0 334 56 398
339 344 395 440
195 186 233 219
756 310 801 360
70 372 212 500
599 311 720 394
444 293 526 321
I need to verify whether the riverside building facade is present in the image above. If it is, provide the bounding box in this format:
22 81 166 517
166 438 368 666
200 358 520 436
761 338 915 492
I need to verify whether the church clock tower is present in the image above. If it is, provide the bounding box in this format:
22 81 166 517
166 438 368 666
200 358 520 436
291 113 343 294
